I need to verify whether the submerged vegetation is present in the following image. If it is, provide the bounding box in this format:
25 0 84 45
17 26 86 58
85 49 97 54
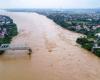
0 15 18 54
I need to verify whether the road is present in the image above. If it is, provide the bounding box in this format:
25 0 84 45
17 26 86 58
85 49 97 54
0 11 100 80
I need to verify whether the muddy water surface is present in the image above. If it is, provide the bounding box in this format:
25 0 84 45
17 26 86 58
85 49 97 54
0 12 100 80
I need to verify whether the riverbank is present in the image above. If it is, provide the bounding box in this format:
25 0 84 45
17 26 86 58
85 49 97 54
0 14 18 55
0 11 100 80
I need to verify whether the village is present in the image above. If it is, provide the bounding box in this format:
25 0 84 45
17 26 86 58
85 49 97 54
0 15 13 38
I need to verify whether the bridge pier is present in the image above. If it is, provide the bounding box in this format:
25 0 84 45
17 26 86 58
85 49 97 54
28 48 32 55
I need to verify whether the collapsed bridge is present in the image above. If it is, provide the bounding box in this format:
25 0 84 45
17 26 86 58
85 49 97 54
0 44 32 55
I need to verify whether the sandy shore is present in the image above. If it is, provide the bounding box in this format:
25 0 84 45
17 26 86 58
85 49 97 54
0 11 100 80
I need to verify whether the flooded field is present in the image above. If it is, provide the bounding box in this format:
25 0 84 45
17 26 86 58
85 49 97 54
0 11 100 80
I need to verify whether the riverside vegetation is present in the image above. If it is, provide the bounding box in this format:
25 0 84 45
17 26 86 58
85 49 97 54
0 15 18 54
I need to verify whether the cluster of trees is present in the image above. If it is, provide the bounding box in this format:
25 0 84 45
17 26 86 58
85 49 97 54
76 37 94 51
76 28 100 57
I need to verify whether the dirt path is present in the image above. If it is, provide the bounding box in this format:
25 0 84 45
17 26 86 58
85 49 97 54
0 12 100 80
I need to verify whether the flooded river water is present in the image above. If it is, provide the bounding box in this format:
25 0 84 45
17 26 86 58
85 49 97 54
0 11 100 80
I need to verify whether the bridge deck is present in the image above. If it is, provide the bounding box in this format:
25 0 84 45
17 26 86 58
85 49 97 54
0 47 30 50
0 44 32 55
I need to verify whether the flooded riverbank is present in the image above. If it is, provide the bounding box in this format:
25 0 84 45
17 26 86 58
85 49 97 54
0 11 100 80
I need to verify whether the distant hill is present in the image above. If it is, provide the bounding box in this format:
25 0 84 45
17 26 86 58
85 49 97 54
5 8 100 14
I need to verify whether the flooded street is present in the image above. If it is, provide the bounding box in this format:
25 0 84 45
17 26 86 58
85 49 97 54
0 11 100 80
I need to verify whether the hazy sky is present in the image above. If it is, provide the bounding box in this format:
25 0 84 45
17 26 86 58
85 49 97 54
0 0 100 9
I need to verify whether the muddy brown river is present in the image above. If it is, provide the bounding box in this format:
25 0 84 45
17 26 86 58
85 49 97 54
0 11 100 80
